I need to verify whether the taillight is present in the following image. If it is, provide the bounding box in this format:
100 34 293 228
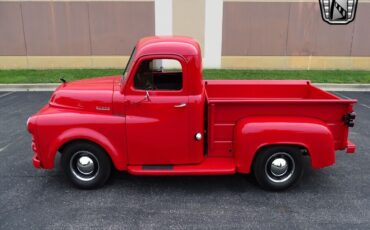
343 112 356 127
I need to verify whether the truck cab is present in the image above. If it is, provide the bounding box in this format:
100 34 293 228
27 36 357 191
120 37 205 166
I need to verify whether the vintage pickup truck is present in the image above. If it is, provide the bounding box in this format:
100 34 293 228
27 36 357 190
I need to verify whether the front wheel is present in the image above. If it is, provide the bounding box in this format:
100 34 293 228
61 141 111 189
253 146 304 191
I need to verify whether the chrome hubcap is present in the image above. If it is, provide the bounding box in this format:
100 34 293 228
270 158 288 177
265 152 295 183
77 156 95 175
70 151 99 182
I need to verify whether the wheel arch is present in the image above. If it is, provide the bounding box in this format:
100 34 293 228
251 143 308 170
255 143 309 157
234 116 335 173
58 139 109 157
43 128 127 171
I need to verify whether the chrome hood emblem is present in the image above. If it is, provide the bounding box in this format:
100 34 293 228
96 106 111 111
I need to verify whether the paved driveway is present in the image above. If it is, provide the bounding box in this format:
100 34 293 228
0 91 369 229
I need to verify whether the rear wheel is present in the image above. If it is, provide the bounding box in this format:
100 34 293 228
253 146 304 191
61 141 111 189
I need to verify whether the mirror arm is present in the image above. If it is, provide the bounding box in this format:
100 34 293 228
145 90 151 102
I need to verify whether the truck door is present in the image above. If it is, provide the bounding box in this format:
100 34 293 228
125 56 192 165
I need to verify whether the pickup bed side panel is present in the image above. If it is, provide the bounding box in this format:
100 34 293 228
35 109 127 170
234 117 335 173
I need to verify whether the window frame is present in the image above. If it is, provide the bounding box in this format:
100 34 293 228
122 47 136 80
126 54 188 96
133 59 183 91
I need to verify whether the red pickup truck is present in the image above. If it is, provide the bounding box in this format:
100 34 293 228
27 36 357 191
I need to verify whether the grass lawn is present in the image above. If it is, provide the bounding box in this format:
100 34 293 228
1 69 370 83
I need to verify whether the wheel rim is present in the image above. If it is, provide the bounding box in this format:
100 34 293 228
265 152 295 183
70 151 99 182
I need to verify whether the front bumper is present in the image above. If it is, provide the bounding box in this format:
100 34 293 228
346 140 356 154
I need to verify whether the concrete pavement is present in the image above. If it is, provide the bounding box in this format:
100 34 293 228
0 91 369 229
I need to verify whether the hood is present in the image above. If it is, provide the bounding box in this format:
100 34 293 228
49 76 120 113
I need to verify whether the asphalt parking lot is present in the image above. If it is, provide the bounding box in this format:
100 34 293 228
0 91 369 229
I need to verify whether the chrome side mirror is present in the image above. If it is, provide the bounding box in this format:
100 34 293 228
144 90 151 102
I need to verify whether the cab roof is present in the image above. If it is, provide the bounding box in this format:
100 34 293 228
135 36 201 57
131 36 203 95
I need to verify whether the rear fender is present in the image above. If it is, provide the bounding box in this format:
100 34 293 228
234 116 335 173
44 128 126 170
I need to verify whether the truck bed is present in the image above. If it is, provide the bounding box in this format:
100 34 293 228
205 80 339 101
204 80 356 157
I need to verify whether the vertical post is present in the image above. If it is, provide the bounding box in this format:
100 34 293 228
155 0 173 69
203 0 223 68
155 0 173 36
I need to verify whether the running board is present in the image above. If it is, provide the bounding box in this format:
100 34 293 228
128 157 236 176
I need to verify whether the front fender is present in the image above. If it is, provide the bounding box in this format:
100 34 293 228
43 127 126 170
234 116 335 173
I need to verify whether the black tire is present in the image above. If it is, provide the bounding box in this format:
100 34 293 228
253 146 304 191
61 141 111 189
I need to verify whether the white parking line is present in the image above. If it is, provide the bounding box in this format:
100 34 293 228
334 92 370 109
334 92 352 100
0 143 10 153
0 92 14 99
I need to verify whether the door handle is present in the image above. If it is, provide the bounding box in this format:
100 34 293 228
174 103 187 108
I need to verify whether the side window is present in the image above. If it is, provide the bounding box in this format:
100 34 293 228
134 59 183 91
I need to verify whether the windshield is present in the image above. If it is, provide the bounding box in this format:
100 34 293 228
122 47 136 80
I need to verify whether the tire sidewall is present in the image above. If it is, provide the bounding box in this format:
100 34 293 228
253 146 304 191
61 141 111 189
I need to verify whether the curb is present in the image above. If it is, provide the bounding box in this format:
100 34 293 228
0 83 370 92
0 83 59 92
315 83 370 92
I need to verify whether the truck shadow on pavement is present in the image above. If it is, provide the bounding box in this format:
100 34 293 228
50 155 328 194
